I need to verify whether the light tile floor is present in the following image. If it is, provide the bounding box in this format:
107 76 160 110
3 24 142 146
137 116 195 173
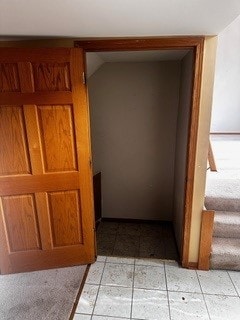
74 256 240 320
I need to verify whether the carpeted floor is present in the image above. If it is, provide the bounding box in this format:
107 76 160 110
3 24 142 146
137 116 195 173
0 265 87 320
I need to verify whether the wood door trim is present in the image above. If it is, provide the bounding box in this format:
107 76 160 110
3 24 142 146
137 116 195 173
182 39 204 267
75 37 204 51
74 37 205 267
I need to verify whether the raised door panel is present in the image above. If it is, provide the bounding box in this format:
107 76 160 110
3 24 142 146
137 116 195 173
37 105 78 172
48 190 83 247
0 63 20 92
32 63 71 91
0 105 31 176
1 194 41 252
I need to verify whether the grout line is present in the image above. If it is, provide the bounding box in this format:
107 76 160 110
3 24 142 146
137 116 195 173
163 261 172 320
227 271 240 298
105 262 135 265
167 290 239 297
92 314 130 320
196 270 212 320
112 221 122 250
111 231 119 255
93 316 130 319
91 259 107 317
73 312 93 318
137 234 141 258
195 270 203 295
105 258 135 265
162 226 168 259
130 260 136 319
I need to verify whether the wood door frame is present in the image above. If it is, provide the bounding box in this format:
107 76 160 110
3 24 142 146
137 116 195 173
75 37 205 267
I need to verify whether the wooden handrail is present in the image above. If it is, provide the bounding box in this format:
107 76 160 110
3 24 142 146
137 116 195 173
208 140 217 172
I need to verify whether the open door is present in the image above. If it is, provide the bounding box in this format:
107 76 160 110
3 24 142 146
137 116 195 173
0 48 95 274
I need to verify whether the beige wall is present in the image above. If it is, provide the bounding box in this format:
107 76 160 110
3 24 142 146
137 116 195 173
189 37 217 262
173 51 194 252
88 61 181 220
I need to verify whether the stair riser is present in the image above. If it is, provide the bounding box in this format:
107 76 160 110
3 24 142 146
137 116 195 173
205 198 240 212
210 237 240 271
210 253 240 271
213 224 240 239
210 260 240 271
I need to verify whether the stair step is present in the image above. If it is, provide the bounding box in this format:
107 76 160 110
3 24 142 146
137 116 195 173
210 237 240 271
213 211 240 238
205 178 240 212
205 196 240 212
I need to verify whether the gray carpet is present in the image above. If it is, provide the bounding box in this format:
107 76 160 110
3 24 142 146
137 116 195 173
205 136 240 211
211 237 240 271
205 178 240 211
213 211 240 238
0 265 87 320
205 135 240 270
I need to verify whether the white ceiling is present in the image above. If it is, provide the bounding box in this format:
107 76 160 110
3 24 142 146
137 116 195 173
0 0 240 37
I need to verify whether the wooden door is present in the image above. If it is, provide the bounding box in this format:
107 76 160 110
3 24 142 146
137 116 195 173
0 48 95 274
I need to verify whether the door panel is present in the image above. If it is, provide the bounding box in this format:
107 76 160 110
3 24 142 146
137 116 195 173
2 194 41 252
37 105 78 172
48 190 83 247
0 48 95 274
32 63 71 91
0 106 31 175
0 63 20 92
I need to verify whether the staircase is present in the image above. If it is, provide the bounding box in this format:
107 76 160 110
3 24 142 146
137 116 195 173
205 134 240 271
205 181 240 271
210 211 240 270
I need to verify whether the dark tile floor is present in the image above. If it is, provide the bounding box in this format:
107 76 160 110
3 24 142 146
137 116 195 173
96 221 179 260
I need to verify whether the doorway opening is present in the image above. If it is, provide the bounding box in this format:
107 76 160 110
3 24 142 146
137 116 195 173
88 49 194 261
75 38 204 266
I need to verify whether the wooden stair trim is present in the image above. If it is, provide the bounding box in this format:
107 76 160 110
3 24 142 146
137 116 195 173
198 209 215 270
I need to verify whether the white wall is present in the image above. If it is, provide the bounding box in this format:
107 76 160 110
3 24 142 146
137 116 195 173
86 53 104 78
211 15 240 132
173 51 194 252
88 62 181 220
